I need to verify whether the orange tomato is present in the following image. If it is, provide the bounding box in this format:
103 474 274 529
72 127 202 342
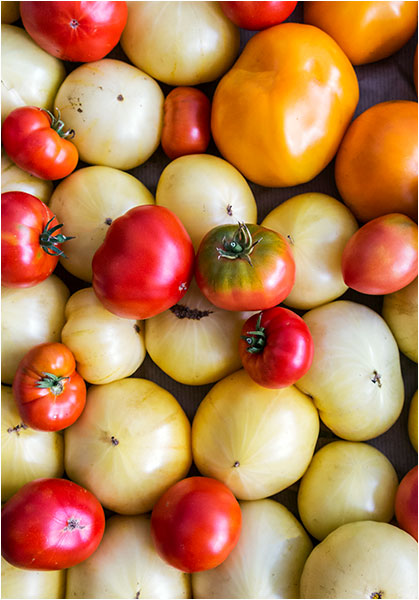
335 100 418 222
304 1 418 65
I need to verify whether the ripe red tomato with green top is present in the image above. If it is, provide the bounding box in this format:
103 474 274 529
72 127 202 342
12 342 86 432
1 478 105 570
195 222 295 311
220 1 297 30
395 466 418 541
151 477 242 573
239 307 314 388
20 1 128 62
1 191 73 288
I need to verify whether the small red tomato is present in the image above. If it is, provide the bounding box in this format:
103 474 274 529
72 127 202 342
12 342 86 432
2 107 78 180
1 478 105 570
161 87 211 160
151 477 242 573
1 191 73 288
395 465 418 541
341 213 418 295
220 1 297 30
20 1 128 62
239 307 314 388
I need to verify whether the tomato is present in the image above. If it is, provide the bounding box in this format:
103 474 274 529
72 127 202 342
335 100 418 222
1 478 105 570
1 148 53 204
1 2 19 24
1 191 73 288
239 307 313 389
20 1 128 62
408 390 418 452
2 557 66 600
304 1 418 65
220 1 297 30
341 214 418 295
161 87 211 160
395 466 418 541
195 222 295 311
151 477 242 573
382 277 418 363
12 342 86 432
92 205 194 320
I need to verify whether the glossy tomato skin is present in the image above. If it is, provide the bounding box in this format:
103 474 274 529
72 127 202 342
341 214 418 295
239 307 314 389
20 1 128 62
92 205 195 320
151 477 242 573
161 87 211 160
1 478 105 570
395 466 418 541
12 342 86 431
2 107 78 180
195 223 295 311
220 1 297 30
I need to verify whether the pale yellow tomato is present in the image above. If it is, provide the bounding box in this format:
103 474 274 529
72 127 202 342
297 441 398 541
261 193 358 309
296 301 404 441
300 521 418 599
49 166 154 282
54 59 164 170
382 277 418 363
64 378 192 514
1 149 53 204
1 25 65 122
121 1 240 85
192 369 319 500
408 390 418 452
66 514 191 599
61 288 146 385
156 154 257 251
1 2 19 24
1 275 69 384
192 499 312 599
1 557 66 600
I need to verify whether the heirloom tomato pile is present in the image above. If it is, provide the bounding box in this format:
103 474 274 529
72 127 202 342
1 1 418 599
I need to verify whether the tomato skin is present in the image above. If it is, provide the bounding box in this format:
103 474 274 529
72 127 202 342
239 307 314 389
220 1 297 30
1 478 105 570
161 87 211 160
195 223 295 311
395 466 418 541
12 342 86 431
1 107 78 180
92 205 195 320
151 477 242 573
341 214 418 295
20 1 128 62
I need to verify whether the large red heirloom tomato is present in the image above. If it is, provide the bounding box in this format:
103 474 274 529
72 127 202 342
151 477 242 573
92 205 195 320
1 478 105 570
395 465 418 541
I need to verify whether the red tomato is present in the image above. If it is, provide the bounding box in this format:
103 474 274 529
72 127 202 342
151 477 242 572
2 107 78 181
239 307 314 388
92 205 195 319
195 222 295 311
395 466 418 541
20 1 128 62
161 87 211 160
1 191 73 288
220 1 297 30
12 342 86 432
1 478 105 570
341 213 418 295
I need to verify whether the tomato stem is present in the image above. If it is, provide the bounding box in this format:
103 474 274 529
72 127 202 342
36 372 69 396
216 222 262 265
43 108 75 139
39 216 75 258
241 313 266 353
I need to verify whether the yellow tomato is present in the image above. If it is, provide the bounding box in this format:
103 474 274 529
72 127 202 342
382 278 418 363
408 390 418 452
1 149 53 204
1 557 65 600
1 2 19 24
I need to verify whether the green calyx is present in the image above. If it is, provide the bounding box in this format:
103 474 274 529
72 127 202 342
39 216 74 258
216 222 262 266
42 107 75 139
36 372 69 396
241 313 266 354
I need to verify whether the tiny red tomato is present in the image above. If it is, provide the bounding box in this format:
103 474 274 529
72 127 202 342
12 342 86 432
395 466 418 541
1 478 105 570
341 213 418 295
239 307 314 388
2 107 78 180
151 477 242 573
20 1 128 62
1 191 73 288
219 1 297 30
161 87 211 160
